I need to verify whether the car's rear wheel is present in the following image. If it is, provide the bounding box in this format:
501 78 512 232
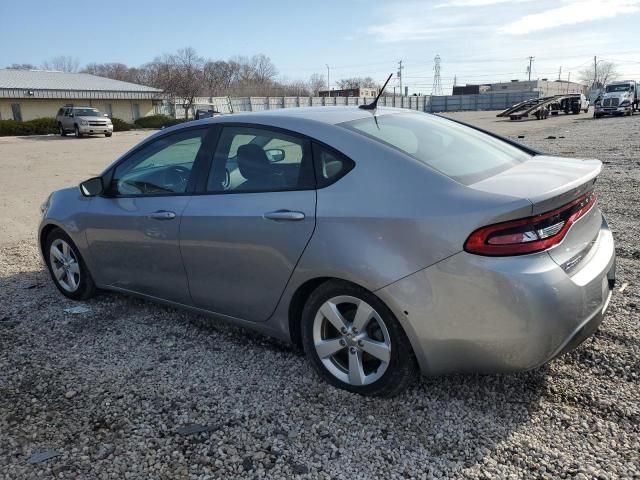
74 125 83 138
44 229 95 300
301 280 416 397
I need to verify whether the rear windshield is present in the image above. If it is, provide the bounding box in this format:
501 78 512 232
340 112 530 184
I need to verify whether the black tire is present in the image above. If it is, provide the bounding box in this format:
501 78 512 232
59 123 67 136
74 125 83 138
44 228 96 300
105 132 112 137
301 280 417 397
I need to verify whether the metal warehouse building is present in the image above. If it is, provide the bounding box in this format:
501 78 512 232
0 69 162 122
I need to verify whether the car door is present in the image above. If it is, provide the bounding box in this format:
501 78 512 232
85 127 212 304
62 108 72 130
180 125 316 322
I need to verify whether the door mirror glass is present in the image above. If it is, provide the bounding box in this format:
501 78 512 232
79 177 104 197
265 148 285 162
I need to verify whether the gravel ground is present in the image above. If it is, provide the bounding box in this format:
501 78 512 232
1 113 639 479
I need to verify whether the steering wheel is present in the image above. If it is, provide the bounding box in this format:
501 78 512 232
164 165 191 192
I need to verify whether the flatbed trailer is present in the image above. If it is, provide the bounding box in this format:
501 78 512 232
497 94 583 121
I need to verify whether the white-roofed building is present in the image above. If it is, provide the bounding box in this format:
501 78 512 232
0 69 162 122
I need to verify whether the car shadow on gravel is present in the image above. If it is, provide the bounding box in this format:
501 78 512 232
1 267 549 477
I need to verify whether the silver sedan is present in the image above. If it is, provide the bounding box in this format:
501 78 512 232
39 107 616 396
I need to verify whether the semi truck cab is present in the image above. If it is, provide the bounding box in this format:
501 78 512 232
594 81 638 117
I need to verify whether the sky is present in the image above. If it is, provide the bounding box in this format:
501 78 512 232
2 0 640 94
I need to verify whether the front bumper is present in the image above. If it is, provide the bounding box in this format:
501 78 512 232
376 217 616 376
595 105 631 115
78 123 113 134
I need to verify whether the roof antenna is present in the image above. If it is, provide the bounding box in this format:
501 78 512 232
359 73 393 110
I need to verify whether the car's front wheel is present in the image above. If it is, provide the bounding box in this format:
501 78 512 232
59 123 67 136
44 229 95 300
74 125 83 138
302 280 416 397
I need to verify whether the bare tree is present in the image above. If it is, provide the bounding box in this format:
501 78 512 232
82 63 137 82
7 63 36 70
203 60 239 96
579 61 619 89
336 76 377 90
252 54 277 84
308 73 326 96
150 48 205 119
42 56 80 72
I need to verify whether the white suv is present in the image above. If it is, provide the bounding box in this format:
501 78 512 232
56 106 113 138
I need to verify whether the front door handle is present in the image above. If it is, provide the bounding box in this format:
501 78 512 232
264 210 305 221
148 210 176 220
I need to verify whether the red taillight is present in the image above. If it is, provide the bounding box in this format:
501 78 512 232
464 191 597 256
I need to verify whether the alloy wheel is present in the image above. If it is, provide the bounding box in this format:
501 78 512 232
312 295 391 386
49 239 80 292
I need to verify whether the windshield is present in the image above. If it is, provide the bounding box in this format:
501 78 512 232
73 108 102 117
605 84 631 93
340 112 530 185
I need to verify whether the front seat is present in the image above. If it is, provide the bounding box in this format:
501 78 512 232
236 144 286 191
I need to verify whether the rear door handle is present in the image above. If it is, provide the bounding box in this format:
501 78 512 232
148 210 176 220
264 210 305 221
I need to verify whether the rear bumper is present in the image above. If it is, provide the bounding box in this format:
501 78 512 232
376 217 616 376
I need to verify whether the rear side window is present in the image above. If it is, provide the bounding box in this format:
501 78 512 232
340 112 530 185
312 143 355 188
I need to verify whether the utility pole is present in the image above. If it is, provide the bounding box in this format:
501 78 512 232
593 56 598 88
527 56 534 82
558 66 562 80
397 60 403 96
325 64 330 92
453 75 457 87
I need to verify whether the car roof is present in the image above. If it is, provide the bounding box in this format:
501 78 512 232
192 106 418 127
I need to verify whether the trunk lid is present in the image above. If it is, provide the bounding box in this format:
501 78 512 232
470 155 602 271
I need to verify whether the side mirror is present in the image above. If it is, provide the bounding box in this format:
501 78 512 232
104 113 109 117
79 177 104 197
265 148 285 162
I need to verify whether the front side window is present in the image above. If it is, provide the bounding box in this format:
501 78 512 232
110 128 207 196
207 126 313 193
340 112 530 185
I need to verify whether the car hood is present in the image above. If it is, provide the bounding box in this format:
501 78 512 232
75 116 110 122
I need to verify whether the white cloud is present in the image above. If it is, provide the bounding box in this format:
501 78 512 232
500 0 640 35
436 0 532 6
366 19 486 43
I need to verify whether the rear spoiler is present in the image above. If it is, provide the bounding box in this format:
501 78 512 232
433 114 543 156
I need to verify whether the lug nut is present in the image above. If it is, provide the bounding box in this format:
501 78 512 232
349 347 357 354
352 328 358 334
339 339 346 346
340 327 347 334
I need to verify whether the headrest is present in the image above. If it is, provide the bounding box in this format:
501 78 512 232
237 144 271 179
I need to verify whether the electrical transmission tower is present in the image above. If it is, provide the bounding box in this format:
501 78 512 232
432 55 442 96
